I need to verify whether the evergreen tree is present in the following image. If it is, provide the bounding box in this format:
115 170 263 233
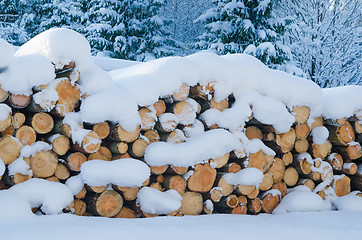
195 0 291 68
84 0 179 61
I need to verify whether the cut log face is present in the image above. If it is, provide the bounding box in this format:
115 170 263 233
55 79 80 116
15 126 36 146
70 199 87 216
295 123 310 140
328 121 355 146
51 135 70 156
354 121 362 134
272 182 287 198
237 184 256 196
31 112 54 134
107 141 128 155
163 175 187 195
245 126 263 140
114 125 141 143
312 140 332 159
114 207 138 218
30 150 58 178
259 172 274 191
75 188 87 199
0 84 8 102
54 163 70 180
173 83 190 101
188 163 217 193
209 152 229 168
82 131 101 154
327 153 343 171
93 122 110 140
294 139 309 153
298 179 315 191
339 143 362 160
0 135 22 165
116 187 139 201
293 106 310 124
247 150 274 173
88 146 112 161
87 190 123 217
150 165 168 175
283 167 299 187
9 94 31 109
0 112 11 133
169 166 189 175
67 152 87 172
222 163 242 173
143 129 160 143
130 138 149 158
333 175 351 197
139 108 156 131
262 193 280 214
153 100 166 117
310 116 324 130
217 177 234 196
180 192 203 215
210 98 228 111
248 198 262 214
268 158 285 183
276 128 296 153
282 152 293 166
11 112 25 130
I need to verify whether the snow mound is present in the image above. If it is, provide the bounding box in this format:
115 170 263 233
137 187 182 215
65 175 84 196
80 159 150 187
311 126 329 145
332 192 362 211
0 190 33 218
10 178 73 215
0 38 14 69
273 186 331 214
223 168 264 187
144 129 241 167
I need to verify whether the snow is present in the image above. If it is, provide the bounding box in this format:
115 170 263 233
144 129 241 167
136 187 182 215
332 192 362 211
0 103 11 121
9 178 73 215
93 56 139 71
0 38 14 69
8 157 32 176
21 141 52 158
358 164 362 175
65 175 84 196
273 186 331 214
182 119 205 137
223 168 264 187
80 159 150 188
159 113 179 131
0 190 33 218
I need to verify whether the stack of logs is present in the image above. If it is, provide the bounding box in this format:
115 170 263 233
0 62 361 218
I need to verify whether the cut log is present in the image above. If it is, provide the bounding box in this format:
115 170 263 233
337 142 362 160
173 100 199 125
79 130 101 154
310 116 324 130
247 150 274 173
328 121 355 146
248 198 262 214
12 112 25 129
3 173 31 185
105 141 128 155
333 175 351 197
166 130 185 143
0 84 8 102
297 179 315 191
88 146 112 161
75 187 87 199
130 138 149 158
325 118 347 127
283 167 299 187
282 152 293 166
109 125 141 143
262 132 275 142
272 182 287 198
139 108 156 131
50 134 70 156
292 106 310 124
0 112 11 132
259 172 274 191
55 79 80 116
114 187 140 201
209 152 229 169
340 163 357 175
189 82 214 101
167 166 189 175
45 176 60 182
54 163 70 180
87 190 123 217
67 152 87 172
172 83 190 101
215 175 233 196
268 158 285 183
294 139 309 153
150 165 168 175
247 188 260 199
245 126 263 140
180 191 203 215
30 150 58 178
162 175 187 195
188 163 217 193
231 204 247 215
295 123 310 140
155 113 178 133
143 129 160 143
326 153 343 171
0 135 22 164
262 192 280 214
222 163 242 173
215 194 239 209
69 199 86 216
86 185 108 193
53 120 72 138
93 122 110 140
31 112 54 134
204 187 223 202
236 185 256 196
15 126 36 146
9 94 31 109
153 100 166 117
294 154 313 175
203 200 214 214
2 125 14 136
354 121 362 134
210 98 228 111
149 182 163 191
312 140 332 159
114 207 138 218
276 128 296 153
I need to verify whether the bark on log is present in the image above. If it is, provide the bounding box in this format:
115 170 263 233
105 141 128 155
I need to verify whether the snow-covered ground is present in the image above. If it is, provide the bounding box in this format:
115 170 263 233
1 211 361 240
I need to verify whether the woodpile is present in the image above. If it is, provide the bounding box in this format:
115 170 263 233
0 61 361 218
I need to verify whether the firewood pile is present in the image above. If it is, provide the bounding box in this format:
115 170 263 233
0 58 361 218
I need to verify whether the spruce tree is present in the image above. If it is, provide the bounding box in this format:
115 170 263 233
195 0 291 68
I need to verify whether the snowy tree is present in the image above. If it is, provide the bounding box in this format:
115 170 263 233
83 0 179 61
195 0 292 68
277 0 361 87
